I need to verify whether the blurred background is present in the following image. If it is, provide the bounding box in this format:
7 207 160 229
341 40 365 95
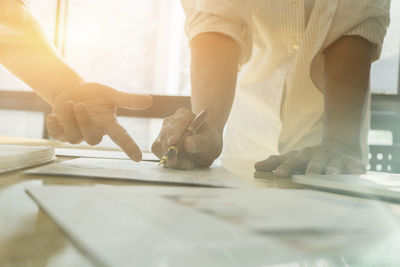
0 0 399 154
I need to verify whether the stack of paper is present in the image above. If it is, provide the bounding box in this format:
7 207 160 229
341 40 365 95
0 145 55 174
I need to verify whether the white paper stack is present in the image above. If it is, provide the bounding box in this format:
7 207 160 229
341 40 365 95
0 145 55 173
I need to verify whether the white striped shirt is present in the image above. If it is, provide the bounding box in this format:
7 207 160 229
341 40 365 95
181 0 391 162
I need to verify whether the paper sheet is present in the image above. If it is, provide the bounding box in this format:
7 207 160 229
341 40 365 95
55 148 159 161
25 158 249 188
26 186 398 267
0 145 55 173
293 173 400 201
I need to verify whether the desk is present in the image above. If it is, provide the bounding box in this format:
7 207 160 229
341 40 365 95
1 137 400 267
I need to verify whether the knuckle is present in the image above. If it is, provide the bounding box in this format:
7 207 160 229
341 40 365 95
162 117 174 127
267 155 281 162
159 126 172 141
296 148 311 158
175 110 195 121
281 160 296 170
175 108 190 115
307 164 324 173
169 124 185 134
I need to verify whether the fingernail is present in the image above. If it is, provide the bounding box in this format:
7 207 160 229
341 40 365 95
131 154 142 162
128 151 142 162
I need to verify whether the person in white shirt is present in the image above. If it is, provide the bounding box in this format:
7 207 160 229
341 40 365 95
152 0 391 176
0 0 152 161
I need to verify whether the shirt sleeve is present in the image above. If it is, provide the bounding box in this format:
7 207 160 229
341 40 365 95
181 0 252 66
344 15 390 61
309 0 390 91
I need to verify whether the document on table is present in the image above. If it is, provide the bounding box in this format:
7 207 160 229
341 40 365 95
55 148 159 161
26 186 398 267
293 173 400 202
25 158 249 188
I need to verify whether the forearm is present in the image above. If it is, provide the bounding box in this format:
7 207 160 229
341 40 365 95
323 36 373 153
1 45 84 105
190 33 240 132
0 9 84 106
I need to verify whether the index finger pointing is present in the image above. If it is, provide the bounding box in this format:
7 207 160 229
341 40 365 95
108 89 153 111
105 121 142 162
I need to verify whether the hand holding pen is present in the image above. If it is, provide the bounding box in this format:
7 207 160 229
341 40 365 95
151 108 224 170
159 109 208 166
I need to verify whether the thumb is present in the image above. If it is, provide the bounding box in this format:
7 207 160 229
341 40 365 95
108 89 153 110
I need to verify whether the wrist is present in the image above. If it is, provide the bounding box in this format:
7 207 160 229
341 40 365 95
322 123 362 149
322 137 362 158
50 77 85 106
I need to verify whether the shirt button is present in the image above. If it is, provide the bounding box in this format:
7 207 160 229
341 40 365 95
292 43 300 50
292 0 298 4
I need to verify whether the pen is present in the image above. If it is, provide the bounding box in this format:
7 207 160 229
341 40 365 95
159 109 208 166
